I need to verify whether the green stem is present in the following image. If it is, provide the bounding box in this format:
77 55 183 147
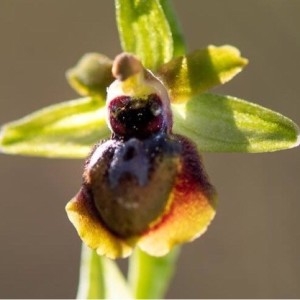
128 247 180 299
76 243 105 299
76 243 133 299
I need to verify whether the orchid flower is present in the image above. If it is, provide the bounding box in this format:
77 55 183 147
0 1 298 298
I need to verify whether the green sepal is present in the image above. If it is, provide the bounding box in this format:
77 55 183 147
115 0 174 70
0 97 110 158
159 0 186 57
66 53 114 99
1 92 297 159
172 93 300 152
158 45 248 103
128 247 180 299
77 243 133 300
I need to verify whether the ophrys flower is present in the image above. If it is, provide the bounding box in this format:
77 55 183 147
66 53 217 258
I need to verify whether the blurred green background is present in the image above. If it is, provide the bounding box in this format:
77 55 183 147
0 0 299 298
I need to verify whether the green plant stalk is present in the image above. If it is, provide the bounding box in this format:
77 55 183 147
77 243 133 299
128 247 180 299
76 243 105 299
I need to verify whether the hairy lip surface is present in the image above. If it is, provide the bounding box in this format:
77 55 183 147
83 132 182 238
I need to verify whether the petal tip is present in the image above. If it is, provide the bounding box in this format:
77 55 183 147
66 192 133 259
295 131 300 148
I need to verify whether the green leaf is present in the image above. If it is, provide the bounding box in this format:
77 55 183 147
115 0 174 70
77 243 133 300
158 45 248 103
66 53 114 98
172 93 300 152
128 247 180 299
0 97 110 158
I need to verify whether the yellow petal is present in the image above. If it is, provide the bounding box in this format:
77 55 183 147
138 135 217 256
66 189 133 259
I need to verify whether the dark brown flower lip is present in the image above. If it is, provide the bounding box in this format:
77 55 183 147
66 131 217 258
81 131 182 238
